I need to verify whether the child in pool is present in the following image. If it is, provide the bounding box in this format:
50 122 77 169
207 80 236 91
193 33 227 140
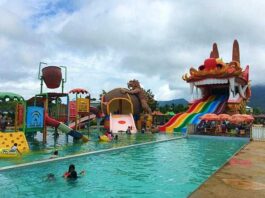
64 164 85 180
10 143 22 155
50 150 59 159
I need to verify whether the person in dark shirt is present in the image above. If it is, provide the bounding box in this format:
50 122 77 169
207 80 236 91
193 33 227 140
64 164 85 180
64 164 77 179
126 126 131 135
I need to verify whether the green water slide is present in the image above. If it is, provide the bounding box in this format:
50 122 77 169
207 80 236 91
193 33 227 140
173 113 197 132
199 99 215 113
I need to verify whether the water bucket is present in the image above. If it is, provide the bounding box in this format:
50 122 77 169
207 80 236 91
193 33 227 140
42 66 62 89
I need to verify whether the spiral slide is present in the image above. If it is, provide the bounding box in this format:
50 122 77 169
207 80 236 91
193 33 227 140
160 95 227 133
45 114 89 142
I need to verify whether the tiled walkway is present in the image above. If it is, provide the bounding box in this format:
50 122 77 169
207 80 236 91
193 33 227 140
190 141 265 198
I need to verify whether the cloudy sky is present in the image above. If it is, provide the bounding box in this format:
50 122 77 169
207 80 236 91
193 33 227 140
0 0 264 101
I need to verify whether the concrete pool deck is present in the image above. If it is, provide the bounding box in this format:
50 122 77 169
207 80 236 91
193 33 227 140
190 141 265 198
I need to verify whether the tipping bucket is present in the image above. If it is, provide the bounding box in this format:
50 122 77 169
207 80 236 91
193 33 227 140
42 66 62 89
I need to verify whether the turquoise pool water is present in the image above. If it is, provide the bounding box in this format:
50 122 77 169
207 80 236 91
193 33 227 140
0 130 177 168
0 136 248 198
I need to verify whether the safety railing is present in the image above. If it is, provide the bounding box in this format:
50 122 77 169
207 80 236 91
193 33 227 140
251 125 265 141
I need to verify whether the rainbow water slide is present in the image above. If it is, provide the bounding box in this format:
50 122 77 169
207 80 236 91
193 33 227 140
164 96 216 132
174 96 227 132
158 97 209 132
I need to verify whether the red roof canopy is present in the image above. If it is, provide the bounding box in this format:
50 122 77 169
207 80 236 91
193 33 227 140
69 88 89 94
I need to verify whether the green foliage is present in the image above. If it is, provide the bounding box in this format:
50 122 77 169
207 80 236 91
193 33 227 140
143 89 158 111
0 101 17 112
89 119 97 126
253 107 263 115
159 103 188 114
99 90 107 101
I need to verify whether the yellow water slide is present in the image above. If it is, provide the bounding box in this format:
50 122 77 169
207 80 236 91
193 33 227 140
0 132 29 154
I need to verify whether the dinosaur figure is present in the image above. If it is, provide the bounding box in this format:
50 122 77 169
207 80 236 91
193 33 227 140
121 79 152 114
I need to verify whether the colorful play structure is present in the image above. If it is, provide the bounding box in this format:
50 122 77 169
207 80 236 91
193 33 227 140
68 88 101 130
159 40 251 133
0 93 29 157
0 63 102 158
25 63 90 143
101 79 153 133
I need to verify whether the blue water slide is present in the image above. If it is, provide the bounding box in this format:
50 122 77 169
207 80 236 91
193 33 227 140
207 100 221 113
191 113 204 125
205 95 226 113
212 96 227 112
203 98 219 113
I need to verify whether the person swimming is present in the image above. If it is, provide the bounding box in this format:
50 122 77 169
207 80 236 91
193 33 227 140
45 173 56 182
50 150 59 159
64 164 85 180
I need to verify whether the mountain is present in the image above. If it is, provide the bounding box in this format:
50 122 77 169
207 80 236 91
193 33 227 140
157 85 265 110
248 85 265 111
158 98 188 107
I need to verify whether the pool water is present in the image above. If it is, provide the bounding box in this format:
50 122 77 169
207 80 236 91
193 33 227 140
0 136 248 198
0 130 177 168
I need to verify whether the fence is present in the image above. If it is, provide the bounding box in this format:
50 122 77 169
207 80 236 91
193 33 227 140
187 124 196 135
251 125 265 141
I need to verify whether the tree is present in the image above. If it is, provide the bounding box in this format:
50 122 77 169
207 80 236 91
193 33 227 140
99 90 107 101
159 103 188 114
143 89 158 112
159 104 170 114
253 107 262 115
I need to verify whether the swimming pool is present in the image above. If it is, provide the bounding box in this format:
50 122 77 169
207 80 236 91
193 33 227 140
0 130 178 168
0 136 248 198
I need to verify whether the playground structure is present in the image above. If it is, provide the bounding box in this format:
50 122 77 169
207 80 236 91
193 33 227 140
69 88 101 130
25 63 91 143
101 80 152 133
0 62 104 158
0 93 30 156
160 40 251 133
